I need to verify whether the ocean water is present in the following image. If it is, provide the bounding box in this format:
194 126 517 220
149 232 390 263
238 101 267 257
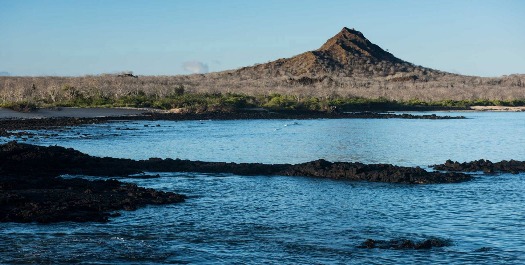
1 112 525 264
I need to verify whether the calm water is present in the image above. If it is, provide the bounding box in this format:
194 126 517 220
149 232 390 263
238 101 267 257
1 112 525 264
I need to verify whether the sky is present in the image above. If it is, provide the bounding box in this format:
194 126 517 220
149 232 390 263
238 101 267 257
0 0 524 77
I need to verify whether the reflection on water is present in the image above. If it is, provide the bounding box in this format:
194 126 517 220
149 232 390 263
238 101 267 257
1 112 525 264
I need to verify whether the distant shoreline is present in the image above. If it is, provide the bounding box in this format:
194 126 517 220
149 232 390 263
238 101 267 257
469 106 525 112
0 105 522 121
0 108 466 137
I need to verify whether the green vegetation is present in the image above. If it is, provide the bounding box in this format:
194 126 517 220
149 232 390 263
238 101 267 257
1 87 524 113
402 98 525 108
1 101 38 112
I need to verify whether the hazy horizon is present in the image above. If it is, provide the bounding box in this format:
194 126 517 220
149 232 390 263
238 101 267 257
1 0 524 77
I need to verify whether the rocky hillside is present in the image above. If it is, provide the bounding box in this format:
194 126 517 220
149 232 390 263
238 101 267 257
185 27 522 100
222 27 447 80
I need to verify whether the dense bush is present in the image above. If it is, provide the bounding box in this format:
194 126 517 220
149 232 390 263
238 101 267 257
1 101 38 112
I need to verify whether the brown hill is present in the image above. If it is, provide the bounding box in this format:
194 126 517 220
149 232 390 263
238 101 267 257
318 27 402 62
227 27 441 79
188 28 522 100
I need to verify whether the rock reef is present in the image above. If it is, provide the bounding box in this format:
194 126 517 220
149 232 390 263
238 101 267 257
432 159 525 174
1 176 185 223
0 142 187 223
1 142 471 184
282 159 470 184
0 142 472 223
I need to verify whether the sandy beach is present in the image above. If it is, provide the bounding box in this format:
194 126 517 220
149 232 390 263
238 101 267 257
469 106 525 112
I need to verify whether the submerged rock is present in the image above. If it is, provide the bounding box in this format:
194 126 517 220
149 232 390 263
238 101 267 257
358 238 450 250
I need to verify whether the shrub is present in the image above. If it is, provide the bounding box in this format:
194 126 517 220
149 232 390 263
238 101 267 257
2 101 38 112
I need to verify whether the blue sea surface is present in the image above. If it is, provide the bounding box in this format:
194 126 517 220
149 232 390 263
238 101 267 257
1 112 524 264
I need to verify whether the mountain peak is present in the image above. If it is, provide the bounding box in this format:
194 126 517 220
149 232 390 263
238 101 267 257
318 27 402 63
318 27 366 51
340 27 365 38
230 27 417 78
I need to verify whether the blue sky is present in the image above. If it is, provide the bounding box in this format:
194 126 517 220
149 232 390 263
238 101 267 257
1 0 524 77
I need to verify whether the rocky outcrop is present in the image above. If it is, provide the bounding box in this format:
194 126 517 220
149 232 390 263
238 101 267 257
0 141 143 177
0 142 186 223
432 159 525 174
283 159 471 184
1 142 474 223
1 142 472 184
0 175 185 223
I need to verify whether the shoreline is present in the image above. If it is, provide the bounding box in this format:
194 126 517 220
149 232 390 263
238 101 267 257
0 108 465 134
0 105 521 121
0 107 155 119
0 108 465 138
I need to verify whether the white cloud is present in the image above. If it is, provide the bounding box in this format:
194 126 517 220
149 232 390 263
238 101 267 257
182 61 209 74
